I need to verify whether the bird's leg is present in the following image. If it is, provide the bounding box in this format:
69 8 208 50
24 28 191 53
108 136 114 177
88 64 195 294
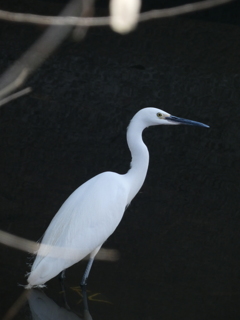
80 258 94 287
58 270 71 310
59 269 66 281
80 245 101 287
82 285 92 319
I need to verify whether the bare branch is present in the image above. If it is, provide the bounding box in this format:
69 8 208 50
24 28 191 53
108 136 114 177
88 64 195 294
0 230 119 261
139 0 233 22
0 69 28 99
0 0 232 97
0 87 31 107
2 290 30 320
0 0 233 27
0 230 39 253
0 0 95 96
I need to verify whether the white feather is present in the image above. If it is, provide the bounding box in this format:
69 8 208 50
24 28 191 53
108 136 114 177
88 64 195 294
26 108 208 287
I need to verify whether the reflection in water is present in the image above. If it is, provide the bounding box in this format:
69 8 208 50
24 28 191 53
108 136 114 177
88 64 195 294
28 288 92 320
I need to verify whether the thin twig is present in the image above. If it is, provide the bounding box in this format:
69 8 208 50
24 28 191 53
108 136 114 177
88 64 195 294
0 87 32 107
0 0 233 27
139 0 233 21
0 69 28 99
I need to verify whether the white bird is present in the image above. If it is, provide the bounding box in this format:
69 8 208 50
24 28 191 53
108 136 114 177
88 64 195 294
26 108 209 288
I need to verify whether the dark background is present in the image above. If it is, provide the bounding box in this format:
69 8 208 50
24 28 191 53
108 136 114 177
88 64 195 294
0 0 240 319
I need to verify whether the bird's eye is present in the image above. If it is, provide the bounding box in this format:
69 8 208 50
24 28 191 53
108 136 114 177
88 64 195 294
157 112 163 118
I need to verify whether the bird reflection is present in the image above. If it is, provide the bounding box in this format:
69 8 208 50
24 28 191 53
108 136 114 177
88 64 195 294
28 288 92 320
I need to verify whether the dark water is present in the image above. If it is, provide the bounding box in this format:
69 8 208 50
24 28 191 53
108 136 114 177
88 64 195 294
1 4 240 320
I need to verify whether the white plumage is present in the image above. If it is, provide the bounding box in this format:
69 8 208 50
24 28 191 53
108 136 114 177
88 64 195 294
26 108 209 288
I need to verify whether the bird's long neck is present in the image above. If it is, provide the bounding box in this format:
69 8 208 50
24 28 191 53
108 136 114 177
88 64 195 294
124 117 149 204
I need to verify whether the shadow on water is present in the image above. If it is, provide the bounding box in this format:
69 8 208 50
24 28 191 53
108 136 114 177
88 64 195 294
3 284 114 319
28 288 92 320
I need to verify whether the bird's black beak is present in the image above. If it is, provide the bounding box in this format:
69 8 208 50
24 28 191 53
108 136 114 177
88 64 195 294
165 115 209 128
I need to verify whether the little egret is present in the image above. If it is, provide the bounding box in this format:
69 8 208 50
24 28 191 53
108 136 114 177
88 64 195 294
26 108 209 288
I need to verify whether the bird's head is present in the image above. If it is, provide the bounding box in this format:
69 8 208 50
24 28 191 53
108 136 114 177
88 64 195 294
135 108 209 128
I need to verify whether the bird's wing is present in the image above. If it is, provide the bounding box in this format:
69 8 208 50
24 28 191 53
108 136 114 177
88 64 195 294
31 172 128 271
